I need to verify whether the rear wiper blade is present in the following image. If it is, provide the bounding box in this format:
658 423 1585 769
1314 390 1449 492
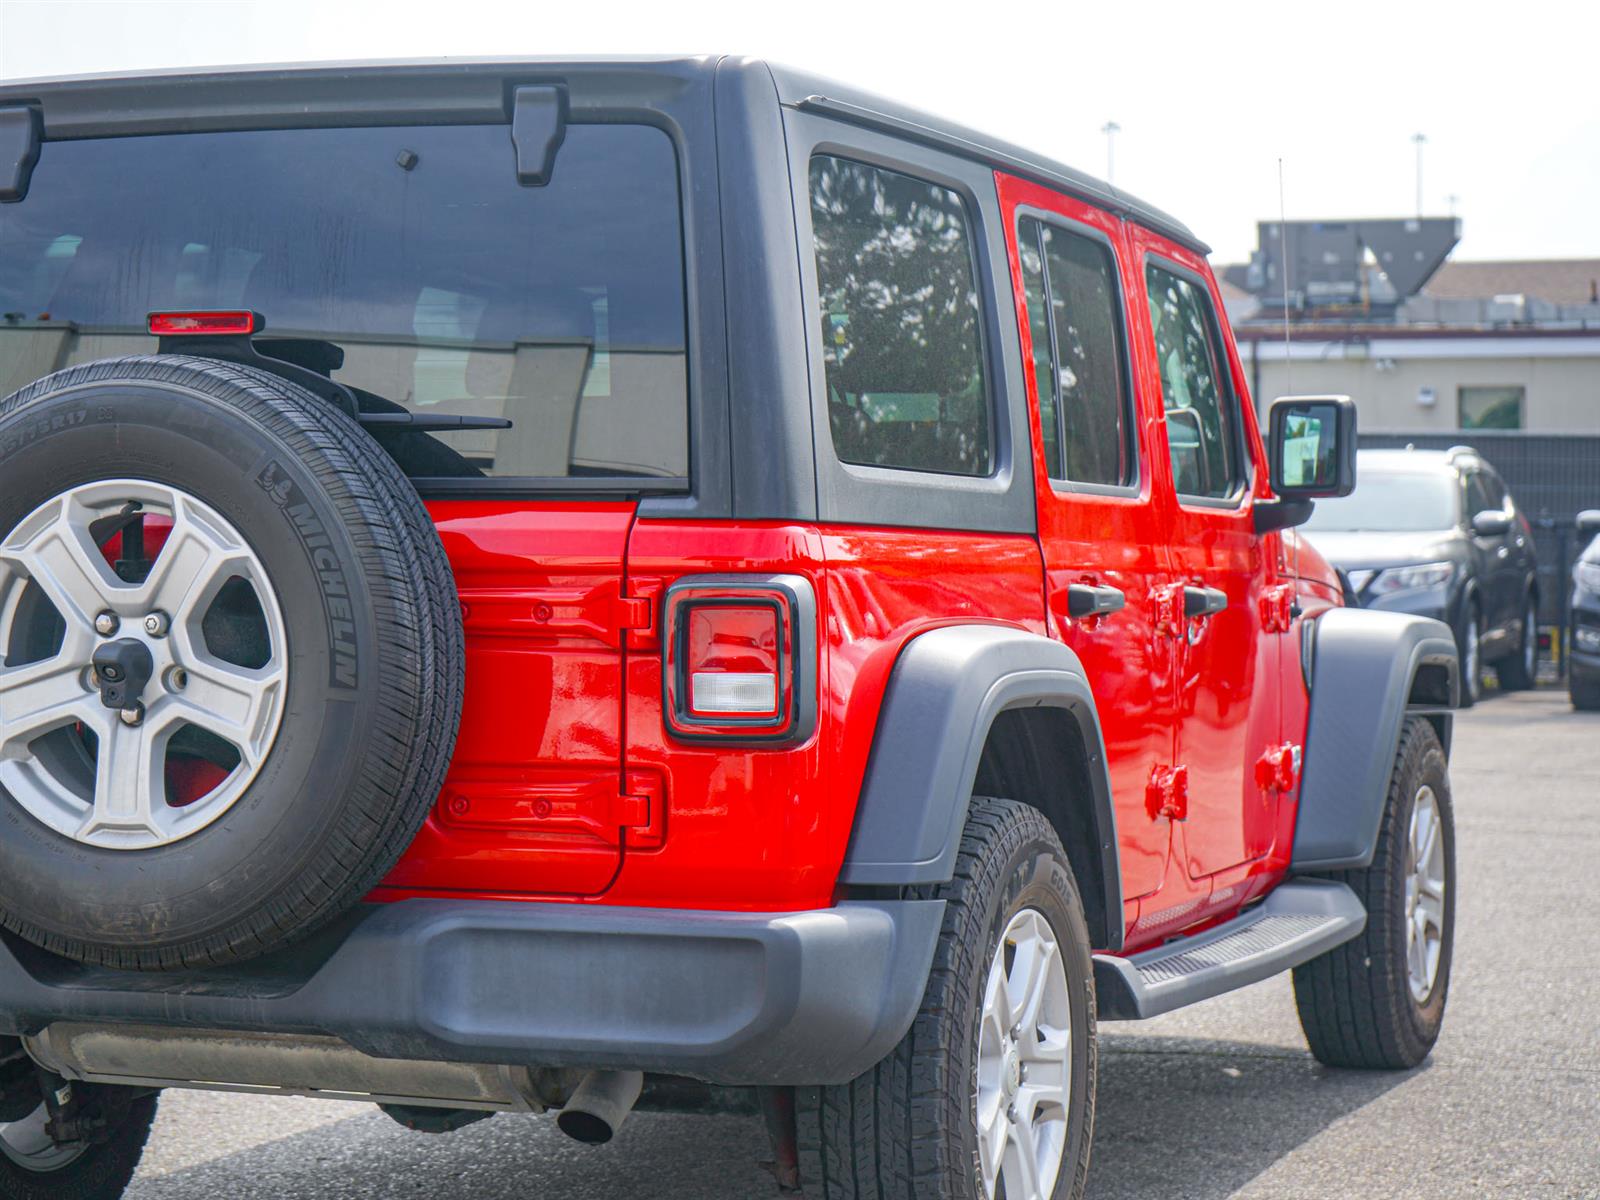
355 412 512 432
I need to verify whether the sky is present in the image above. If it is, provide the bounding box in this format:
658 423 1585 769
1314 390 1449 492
1 0 1596 266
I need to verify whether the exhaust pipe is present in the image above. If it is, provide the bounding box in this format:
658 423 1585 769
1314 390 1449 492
556 1069 644 1145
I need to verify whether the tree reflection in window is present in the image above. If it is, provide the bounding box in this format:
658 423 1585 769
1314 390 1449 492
810 156 991 477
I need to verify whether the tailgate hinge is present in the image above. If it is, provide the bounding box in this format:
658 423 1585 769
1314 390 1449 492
619 768 665 847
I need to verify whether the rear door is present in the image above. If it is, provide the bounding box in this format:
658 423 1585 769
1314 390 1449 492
998 175 1175 908
1129 229 1279 883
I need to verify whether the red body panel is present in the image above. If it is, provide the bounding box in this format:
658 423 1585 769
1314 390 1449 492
379 500 638 899
374 179 1324 947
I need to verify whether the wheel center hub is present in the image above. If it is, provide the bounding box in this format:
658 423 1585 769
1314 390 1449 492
1002 1047 1021 1097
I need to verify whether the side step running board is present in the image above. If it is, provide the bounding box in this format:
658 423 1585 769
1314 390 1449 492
1093 879 1366 1021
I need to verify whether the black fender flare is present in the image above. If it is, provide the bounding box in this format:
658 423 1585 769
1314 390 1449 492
838 625 1121 946
1292 607 1459 872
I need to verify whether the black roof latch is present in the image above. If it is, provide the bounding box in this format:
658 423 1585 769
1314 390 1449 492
510 85 567 187
0 106 42 204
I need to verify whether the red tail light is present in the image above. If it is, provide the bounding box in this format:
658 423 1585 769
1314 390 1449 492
663 576 816 744
147 310 261 337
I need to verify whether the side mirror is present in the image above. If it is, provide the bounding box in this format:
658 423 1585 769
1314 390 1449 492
1268 396 1357 499
1257 396 1358 534
1577 510 1600 538
1471 510 1513 537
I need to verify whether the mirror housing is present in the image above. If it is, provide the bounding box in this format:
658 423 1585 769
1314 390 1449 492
1577 509 1600 538
1268 396 1357 499
1256 396 1357 533
1471 510 1513 538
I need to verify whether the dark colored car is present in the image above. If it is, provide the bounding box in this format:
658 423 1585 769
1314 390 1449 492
1304 446 1539 705
0 59 1460 1200
1571 511 1600 710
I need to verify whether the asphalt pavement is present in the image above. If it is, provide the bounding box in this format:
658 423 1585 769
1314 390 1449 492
124 686 1600 1199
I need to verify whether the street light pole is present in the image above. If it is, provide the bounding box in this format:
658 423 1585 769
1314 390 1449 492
1412 132 1427 218
1101 120 1121 184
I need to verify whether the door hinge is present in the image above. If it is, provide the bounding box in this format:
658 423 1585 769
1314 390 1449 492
1254 743 1303 794
1154 584 1187 638
1260 583 1297 634
1145 764 1189 822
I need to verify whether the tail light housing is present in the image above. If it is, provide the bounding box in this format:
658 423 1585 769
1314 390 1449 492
663 575 817 744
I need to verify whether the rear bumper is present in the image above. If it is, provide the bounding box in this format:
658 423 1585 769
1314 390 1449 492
0 898 944 1087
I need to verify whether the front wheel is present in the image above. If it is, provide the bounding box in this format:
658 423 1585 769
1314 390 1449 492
797 798 1096 1200
0 1054 156 1200
1293 717 1455 1069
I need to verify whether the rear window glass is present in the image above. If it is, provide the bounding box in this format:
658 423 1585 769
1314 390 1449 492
0 123 688 482
808 155 991 477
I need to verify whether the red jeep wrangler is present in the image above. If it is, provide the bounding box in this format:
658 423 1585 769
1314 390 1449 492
0 58 1458 1200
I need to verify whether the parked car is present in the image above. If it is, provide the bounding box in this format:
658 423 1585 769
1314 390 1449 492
0 59 1460 1200
1571 511 1600 710
1302 446 1539 705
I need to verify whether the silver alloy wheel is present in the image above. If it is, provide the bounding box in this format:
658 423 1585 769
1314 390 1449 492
976 907 1071 1200
1464 618 1481 699
1404 784 1447 1003
0 480 287 850
0 1101 88 1173
1523 601 1538 677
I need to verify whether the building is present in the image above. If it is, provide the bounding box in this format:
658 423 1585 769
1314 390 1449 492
1218 220 1600 433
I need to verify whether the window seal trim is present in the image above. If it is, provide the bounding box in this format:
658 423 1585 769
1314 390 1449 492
1142 251 1249 511
1015 205 1142 499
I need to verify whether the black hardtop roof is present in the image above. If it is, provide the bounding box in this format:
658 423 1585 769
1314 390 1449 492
0 55 1206 254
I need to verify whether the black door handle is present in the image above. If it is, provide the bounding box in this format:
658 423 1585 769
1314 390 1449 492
1065 584 1127 619
1183 586 1228 619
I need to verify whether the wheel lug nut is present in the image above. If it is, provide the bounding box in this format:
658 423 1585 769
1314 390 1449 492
94 611 119 637
119 703 145 728
143 611 170 638
165 667 188 692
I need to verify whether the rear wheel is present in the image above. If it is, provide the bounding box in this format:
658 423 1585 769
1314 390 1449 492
1496 593 1538 691
1293 717 1454 1069
797 798 1096 1200
1571 666 1600 712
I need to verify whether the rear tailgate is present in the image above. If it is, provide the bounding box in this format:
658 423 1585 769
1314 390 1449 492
379 499 652 897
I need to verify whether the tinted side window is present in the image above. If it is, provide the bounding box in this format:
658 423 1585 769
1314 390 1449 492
1018 217 1133 487
809 156 991 477
1465 471 1496 519
0 124 688 482
1145 264 1241 500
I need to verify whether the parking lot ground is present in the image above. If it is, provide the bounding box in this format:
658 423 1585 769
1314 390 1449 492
124 686 1600 1199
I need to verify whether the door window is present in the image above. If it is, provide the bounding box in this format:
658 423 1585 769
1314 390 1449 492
1144 263 1242 500
1017 217 1134 487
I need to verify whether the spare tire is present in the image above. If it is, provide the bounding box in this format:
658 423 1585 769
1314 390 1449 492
0 355 464 969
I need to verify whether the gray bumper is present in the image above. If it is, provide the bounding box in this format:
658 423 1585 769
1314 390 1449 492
0 898 944 1086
